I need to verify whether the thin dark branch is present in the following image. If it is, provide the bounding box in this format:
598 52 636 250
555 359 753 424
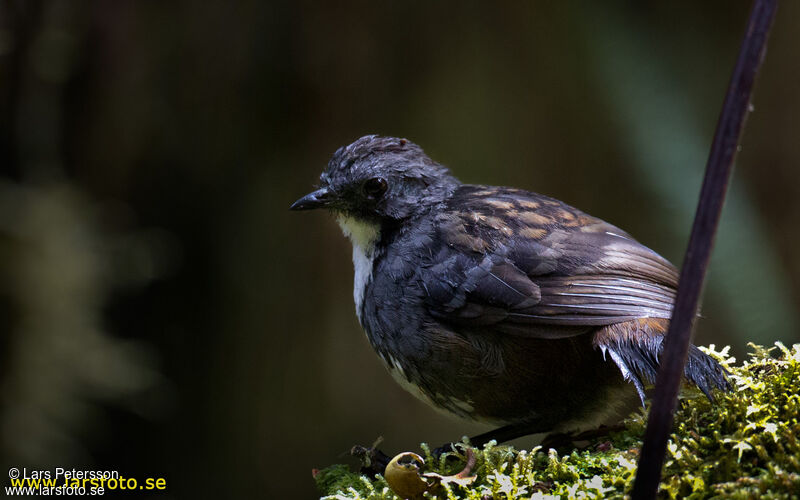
631 1 778 499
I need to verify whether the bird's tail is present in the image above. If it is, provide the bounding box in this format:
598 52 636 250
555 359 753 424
593 318 731 405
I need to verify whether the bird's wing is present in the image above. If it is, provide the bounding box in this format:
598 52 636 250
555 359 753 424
419 186 678 338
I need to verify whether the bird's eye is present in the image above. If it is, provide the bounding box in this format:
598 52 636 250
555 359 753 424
363 177 388 199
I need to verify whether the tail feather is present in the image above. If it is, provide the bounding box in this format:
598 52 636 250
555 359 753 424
594 319 731 406
685 344 732 399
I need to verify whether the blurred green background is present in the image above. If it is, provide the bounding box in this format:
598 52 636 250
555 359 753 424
1 1 798 498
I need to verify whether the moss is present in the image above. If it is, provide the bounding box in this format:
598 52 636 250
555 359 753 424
315 343 800 499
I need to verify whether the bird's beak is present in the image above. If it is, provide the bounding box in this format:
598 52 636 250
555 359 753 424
290 187 332 211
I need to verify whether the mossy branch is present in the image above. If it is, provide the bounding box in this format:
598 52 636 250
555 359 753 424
316 342 800 499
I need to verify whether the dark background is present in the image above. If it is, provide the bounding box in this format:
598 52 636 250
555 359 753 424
1 1 798 498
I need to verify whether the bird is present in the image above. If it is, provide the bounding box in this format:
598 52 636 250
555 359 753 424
291 135 729 449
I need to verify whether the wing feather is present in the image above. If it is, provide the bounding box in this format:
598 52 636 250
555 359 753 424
420 186 678 337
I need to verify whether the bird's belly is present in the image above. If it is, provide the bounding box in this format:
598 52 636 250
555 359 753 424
376 332 631 431
379 351 507 425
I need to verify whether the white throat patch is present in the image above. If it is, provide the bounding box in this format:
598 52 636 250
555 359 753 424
337 216 381 323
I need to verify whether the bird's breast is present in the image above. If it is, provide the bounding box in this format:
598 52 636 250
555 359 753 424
350 243 374 325
337 215 381 325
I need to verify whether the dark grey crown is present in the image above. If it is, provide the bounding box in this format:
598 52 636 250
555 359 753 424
317 135 460 221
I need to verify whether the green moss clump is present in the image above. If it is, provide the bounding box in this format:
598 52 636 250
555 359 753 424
315 342 800 499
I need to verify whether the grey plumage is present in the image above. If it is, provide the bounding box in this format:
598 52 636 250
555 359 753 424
292 135 730 437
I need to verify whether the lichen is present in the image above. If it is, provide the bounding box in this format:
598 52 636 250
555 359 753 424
315 342 800 499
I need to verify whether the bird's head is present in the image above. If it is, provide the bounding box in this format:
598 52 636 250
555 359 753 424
290 135 459 223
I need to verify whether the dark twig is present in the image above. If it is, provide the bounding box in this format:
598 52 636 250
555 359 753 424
632 1 778 498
